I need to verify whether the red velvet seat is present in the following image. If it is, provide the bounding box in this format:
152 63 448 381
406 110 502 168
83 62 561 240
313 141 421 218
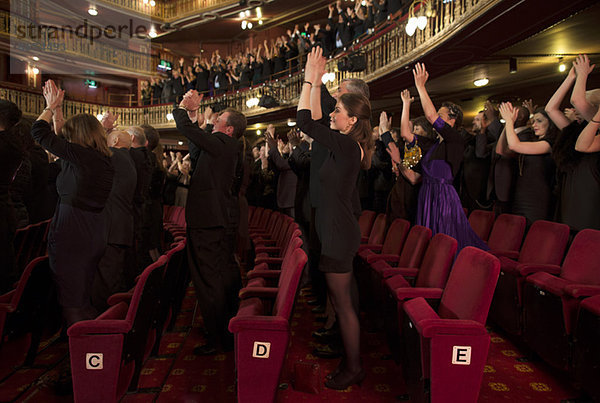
358 209 377 243
468 209 495 242
245 236 303 288
573 294 600 402
522 229 600 370
361 212 387 246
382 234 457 360
401 247 500 403
0 256 60 378
487 213 526 259
68 256 169 402
229 248 308 403
488 220 569 335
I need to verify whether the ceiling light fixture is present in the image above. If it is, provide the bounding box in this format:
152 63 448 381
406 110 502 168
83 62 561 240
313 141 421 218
148 27 157 38
258 20 263 25
405 0 431 36
31 66 39 75
32 56 39 61
256 129 261 135
88 5 98 16
558 63 567 73
473 78 489 87
178 140 184 145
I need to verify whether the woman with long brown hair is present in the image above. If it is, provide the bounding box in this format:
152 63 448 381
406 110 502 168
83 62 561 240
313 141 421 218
31 80 114 326
297 46 373 390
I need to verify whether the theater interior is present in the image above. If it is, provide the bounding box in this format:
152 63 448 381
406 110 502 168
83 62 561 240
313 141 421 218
1 0 600 401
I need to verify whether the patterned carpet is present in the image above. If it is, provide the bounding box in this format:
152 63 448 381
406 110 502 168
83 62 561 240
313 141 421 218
0 284 583 402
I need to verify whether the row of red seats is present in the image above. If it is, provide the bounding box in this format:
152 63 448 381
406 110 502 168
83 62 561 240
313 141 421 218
357 209 600 402
229 206 307 403
68 208 189 403
355 211 501 402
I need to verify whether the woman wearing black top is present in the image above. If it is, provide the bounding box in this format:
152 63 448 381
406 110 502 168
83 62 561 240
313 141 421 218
297 47 374 390
31 80 114 326
498 103 558 226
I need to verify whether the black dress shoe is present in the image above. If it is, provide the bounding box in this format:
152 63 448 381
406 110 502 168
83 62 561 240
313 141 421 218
193 344 218 356
324 368 366 390
313 344 342 359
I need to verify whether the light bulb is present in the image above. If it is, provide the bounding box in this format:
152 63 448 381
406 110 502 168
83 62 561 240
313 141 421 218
241 20 247 29
405 17 418 36
247 22 253 29
88 6 98 16
417 15 427 30
31 67 39 74
558 63 567 72
473 78 489 87
148 28 157 38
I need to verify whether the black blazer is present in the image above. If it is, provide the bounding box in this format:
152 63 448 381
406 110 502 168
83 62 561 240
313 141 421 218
105 148 137 246
173 108 239 228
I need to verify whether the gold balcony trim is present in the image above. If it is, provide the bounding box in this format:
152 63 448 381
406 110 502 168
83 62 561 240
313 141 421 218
1 0 496 130
93 0 240 22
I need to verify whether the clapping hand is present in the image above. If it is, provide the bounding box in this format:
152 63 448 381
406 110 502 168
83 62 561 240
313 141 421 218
379 111 392 134
499 102 518 125
287 129 302 147
101 111 119 132
400 89 414 104
42 80 65 110
386 141 401 165
180 90 203 111
573 54 595 77
304 46 326 84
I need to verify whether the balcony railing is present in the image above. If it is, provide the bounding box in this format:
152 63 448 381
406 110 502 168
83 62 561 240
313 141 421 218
0 10 174 75
1 0 496 129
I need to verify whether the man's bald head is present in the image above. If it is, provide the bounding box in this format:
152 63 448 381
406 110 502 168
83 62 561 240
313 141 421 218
107 130 132 149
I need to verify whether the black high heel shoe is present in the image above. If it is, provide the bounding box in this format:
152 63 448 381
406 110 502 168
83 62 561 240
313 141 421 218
324 368 366 390
326 358 346 380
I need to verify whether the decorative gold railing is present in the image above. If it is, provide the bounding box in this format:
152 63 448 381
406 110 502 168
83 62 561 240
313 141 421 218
0 10 175 75
1 0 496 129
95 0 238 21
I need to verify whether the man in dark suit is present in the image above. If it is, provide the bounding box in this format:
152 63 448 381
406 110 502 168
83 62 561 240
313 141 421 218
265 125 297 218
173 91 246 355
92 131 137 313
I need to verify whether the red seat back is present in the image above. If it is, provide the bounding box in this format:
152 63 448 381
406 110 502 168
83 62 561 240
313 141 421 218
518 220 569 265
367 213 387 245
468 210 495 242
487 214 526 253
415 234 458 288
358 210 377 239
273 249 308 319
438 247 500 324
561 229 600 285
397 225 431 268
381 218 410 255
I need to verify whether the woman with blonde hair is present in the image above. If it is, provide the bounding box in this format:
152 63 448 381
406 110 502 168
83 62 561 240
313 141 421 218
31 80 114 326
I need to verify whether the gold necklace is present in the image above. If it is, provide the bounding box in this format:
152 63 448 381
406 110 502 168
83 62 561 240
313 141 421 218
402 138 422 169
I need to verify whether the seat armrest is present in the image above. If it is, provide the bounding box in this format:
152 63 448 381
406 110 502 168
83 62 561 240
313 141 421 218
491 250 520 260
0 290 15 306
228 315 289 333
247 270 282 280
383 267 419 278
360 236 369 243
67 302 131 336
518 263 561 277
395 287 443 301
255 246 281 255
419 319 488 338
564 284 600 299
526 272 568 296
253 257 283 268
107 292 133 306
403 297 439 329
357 244 382 253
238 286 278 300
367 254 400 264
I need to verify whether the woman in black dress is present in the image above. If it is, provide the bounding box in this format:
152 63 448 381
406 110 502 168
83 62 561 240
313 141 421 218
297 47 374 390
31 80 114 326
498 102 558 226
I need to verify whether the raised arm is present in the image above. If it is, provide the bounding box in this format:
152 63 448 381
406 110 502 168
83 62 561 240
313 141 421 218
574 107 600 153
173 90 222 156
400 89 415 143
545 67 576 130
499 102 551 155
413 63 438 124
571 54 597 121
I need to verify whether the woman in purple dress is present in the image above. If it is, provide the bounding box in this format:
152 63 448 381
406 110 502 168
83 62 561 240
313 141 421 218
412 63 488 251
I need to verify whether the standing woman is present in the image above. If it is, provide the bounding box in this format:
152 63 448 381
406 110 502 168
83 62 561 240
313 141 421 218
498 102 558 226
297 47 373 390
31 80 114 326
412 63 488 251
